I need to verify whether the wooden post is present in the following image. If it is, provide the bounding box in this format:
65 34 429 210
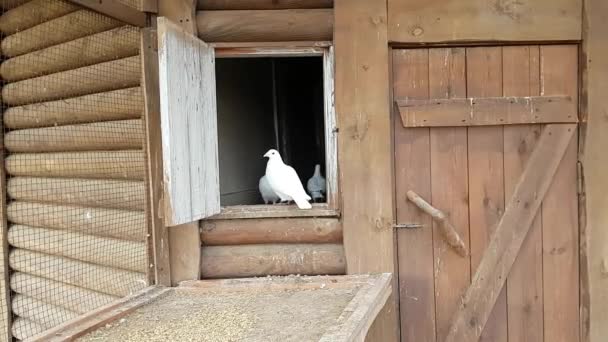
334 0 398 341
582 1 608 341
0 126 12 342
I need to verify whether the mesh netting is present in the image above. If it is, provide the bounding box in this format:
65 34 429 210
0 0 149 340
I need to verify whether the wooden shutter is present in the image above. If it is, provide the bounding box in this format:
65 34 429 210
157 17 220 226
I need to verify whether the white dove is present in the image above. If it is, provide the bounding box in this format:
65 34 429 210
263 149 312 209
259 175 279 204
306 164 326 203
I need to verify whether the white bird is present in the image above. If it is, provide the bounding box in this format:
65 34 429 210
263 149 312 209
259 175 279 204
306 164 326 203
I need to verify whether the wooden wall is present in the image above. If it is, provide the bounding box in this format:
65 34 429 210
0 2 148 340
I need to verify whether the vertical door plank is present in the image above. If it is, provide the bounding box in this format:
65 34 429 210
503 45 544 342
540 45 580 342
393 49 435 342
428 48 470 342
465 46 508 342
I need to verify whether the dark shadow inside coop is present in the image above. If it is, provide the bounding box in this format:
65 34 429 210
216 56 327 206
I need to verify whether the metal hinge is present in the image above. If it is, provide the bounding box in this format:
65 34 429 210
393 223 423 229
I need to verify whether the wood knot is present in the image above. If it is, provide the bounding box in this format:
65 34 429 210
362 64 370 71
411 26 424 36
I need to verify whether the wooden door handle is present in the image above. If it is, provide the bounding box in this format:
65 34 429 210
406 190 468 257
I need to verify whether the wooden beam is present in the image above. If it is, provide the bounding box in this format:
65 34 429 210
196 9 333 42
67 0 147 27
445 123 576 342
158 0 198 34
141 27 171 287
334 0 398 341
582 0 608 341
197 0 333 10
388 0 582 43
397 96 578 127
0 110 11 341
211 204 338 219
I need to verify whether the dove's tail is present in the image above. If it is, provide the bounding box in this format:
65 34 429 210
294 196 312 210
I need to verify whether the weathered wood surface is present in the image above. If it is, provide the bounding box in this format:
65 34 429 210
3 87 142 129
197 0 333 10
0 0 31 10
388 0 582 43
201 243 346 278
10 272 118 314
4 119 143 153
9 249 147 297
1 10 121 57
7 201 145 242
12 317 47 341
158 17 220 226
445 124 576 342
393 48 436 342
196 9 333 42
334 0 397 340
7 177 145 211
201 217 342 245
397 96 577 127
0 0 78 34
212 204 338 219
8 225 147 272
2 56 141 106
12 294 79 329
583 1 608 341
68 0 147 27
1 26 140 82
5 151 145 180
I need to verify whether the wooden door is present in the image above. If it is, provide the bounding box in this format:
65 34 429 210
393 45 580 342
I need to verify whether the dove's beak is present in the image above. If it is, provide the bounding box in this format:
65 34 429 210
263 152 270 158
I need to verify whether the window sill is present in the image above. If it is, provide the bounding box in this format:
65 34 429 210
210 204 340 220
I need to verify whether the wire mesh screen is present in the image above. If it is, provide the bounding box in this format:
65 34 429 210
0 0 149 340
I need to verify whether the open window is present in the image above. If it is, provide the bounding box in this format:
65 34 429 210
158 18 337 226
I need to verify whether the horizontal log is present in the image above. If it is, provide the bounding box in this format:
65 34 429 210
12 317 47 341
196 9 333 42
9 249 148 297
201 217 342 245
201 243 346 278
0 0 78 34
2 56 141 105
12 294 79 329
3 87 143 129
7 201 146 242
1 9 122 57
11 272 119 314
7 177 145 210
5 151 145 180
397 96 578 127
8 225 148 272
197 0 333 10
1 0 30 10
4 119 144 153
1 26 140 82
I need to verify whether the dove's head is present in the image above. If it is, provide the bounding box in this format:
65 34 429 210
263 149 282 161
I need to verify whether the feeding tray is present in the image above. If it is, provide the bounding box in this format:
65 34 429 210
29 274 391 342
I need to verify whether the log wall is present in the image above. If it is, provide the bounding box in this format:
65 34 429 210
0 2 147 340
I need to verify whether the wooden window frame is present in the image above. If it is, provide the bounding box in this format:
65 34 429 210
210 45 339 220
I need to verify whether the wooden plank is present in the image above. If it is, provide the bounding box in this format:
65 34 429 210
0 101 11 341
428 47 470 342
157 17 220 226
201 243 346 278
445 123 576 342
540 45 580 342
334 0 398 340
465 46 507 342
201 217 342 245
196 9 333 42
179 273 378 290
12 294 80 329
67 0 147 27
27 286 169 342
141 27 171 287
392 48 435 342
197 0 333 10
387 0 582 43
211 204 338 219
502 45 545 342
582 1 608 341
397 96 577 127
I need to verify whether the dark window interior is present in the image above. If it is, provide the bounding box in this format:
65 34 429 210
215 56 326 206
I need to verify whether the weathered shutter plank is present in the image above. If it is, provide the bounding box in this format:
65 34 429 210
157 17 220 226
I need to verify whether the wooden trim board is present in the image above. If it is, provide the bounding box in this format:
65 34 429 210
66 0 147 27
397 96 577 127
211 204 339 220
